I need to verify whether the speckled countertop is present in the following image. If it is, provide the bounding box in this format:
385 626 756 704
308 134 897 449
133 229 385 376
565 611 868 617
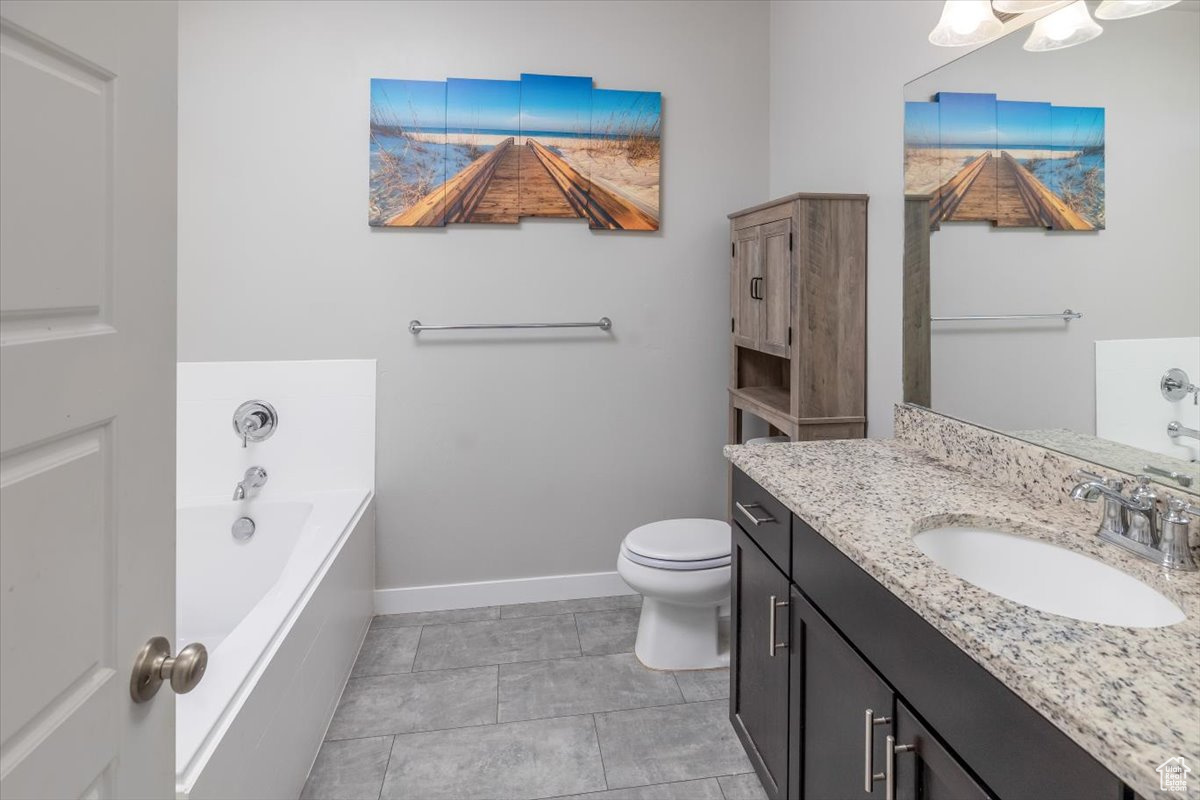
724 438 1200 800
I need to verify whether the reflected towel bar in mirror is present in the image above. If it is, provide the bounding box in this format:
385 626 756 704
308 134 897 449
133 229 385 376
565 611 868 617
930 309 1082 322
409 317 612 334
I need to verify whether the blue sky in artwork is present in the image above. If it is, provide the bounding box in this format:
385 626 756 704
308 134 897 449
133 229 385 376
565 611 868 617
591 89 661 136
370 79 445 130
446 78 520 132
904 102 939 147
519 73 593 134
1052 106 1105 148
936 91 997 147
997 100 1051 147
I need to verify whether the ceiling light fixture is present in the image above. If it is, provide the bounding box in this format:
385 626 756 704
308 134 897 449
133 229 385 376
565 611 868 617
1094 0 1182 19
991 0 1060 12
1023 0 1103 51
929 1 1005 46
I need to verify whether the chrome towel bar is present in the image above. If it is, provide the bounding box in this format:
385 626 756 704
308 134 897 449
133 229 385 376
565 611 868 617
930 309 1082 322
409 317 612 334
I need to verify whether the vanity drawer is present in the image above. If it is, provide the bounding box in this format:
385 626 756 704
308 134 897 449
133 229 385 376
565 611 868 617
731 468 791 571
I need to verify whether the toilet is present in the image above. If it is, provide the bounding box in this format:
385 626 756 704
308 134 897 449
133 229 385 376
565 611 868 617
617 518 731 670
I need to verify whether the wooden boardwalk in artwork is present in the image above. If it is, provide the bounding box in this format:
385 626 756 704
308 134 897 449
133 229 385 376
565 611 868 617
386 138 658 230
929 151 1094 231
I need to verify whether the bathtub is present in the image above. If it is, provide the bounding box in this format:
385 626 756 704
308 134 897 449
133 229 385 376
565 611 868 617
175 488 374 800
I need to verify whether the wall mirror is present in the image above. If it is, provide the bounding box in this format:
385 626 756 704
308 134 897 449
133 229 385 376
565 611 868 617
902 1 1200 494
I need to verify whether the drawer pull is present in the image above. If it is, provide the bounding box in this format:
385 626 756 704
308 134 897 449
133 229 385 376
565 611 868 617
736 501 775 527
768 595 789 657
864 709 892 792
885 734 915 800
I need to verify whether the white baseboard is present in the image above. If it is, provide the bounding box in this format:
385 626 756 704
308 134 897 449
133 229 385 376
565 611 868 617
374 570 634 615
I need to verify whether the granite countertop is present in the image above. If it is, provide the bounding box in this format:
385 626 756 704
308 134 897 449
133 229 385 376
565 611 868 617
724 438 1200 800
1012 428 1200 494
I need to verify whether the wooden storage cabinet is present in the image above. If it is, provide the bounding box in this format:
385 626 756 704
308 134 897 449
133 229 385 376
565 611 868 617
728 468 1128 800
728 193 868 444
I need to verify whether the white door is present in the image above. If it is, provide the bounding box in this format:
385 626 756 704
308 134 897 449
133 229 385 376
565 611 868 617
0 1 178 798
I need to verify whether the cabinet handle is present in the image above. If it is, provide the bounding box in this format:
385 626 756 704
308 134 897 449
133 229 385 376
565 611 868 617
768 595 788 656
736 501 775 527
749 276 760 300
884 734 915 800
864 709 892 792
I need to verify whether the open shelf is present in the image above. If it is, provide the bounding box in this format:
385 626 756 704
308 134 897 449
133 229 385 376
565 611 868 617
729 385 796 436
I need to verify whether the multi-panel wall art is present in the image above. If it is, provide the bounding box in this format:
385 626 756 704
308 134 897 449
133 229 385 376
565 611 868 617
369 73 661 231
904 91 1104 231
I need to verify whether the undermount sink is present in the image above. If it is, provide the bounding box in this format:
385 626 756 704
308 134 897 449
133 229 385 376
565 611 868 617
913 526 1186 628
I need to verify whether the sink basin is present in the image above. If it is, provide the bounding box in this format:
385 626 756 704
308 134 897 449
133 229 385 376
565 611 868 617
913 526 1185 628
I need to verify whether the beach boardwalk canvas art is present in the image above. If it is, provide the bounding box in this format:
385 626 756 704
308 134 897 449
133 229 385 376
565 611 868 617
904 90 1104 231
369 73 661 231
369 79 447 227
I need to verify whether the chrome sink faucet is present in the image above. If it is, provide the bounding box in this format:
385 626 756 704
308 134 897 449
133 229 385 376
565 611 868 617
1069 470 1197 571
233 466 268 501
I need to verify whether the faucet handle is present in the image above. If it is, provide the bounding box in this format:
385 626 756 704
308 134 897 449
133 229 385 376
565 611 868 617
1166 497 1200 519
1159 497 1199 571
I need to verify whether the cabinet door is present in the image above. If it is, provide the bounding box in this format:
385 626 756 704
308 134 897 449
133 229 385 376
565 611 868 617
759 219 792 357
731 524 791 799
731 225 762 351
791 587 895 800
892 700 991 800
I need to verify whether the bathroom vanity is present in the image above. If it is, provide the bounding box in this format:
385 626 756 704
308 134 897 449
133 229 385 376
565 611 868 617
725 409 1200 800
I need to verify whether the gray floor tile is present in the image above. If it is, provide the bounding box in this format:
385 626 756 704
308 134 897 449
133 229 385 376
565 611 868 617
351 626 421 677
413 614 581 671
717 772 769 800
576 607 640 656
371 606 498 629
501 594 642 619
326 666 497 740
380 715 606 800
594 700 752 788
499 653 683 722
550 778 725 800
673 668 729 702
300 736 392 800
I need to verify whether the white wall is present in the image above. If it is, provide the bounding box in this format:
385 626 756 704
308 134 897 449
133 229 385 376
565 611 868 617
1096 338 1200 462
768 0 958 437
915 11 1200 433
178 1 770 591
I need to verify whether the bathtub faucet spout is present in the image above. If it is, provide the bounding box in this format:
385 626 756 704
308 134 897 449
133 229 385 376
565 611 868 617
233 466 268 500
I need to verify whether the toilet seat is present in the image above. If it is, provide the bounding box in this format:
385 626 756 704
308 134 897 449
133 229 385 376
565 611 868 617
620 518 731 571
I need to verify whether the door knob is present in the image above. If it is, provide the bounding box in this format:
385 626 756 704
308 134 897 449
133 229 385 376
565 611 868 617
130 636 208 702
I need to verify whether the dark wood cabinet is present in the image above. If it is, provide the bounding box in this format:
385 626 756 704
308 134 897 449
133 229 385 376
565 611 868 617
731 523 791 800
892 699 990 800
789 586 894 800
729 467 1127 800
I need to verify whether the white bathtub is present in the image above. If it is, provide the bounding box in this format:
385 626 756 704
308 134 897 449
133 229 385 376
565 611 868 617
175 489 374 799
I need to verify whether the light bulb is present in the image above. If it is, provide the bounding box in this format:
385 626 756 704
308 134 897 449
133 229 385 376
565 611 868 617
1095 0 1181 19
1023 1 1103 51
929 1 1004 46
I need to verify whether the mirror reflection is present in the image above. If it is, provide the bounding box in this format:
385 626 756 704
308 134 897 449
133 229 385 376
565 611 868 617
902 2 1199 494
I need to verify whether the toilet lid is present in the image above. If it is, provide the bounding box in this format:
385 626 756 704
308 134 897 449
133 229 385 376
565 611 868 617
622 518 731 562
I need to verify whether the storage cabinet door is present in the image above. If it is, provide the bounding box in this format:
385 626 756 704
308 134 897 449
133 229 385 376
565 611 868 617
731 524 791 799
791 587 895 800
892 700 992 800
758 218 792 357
731 225 762 351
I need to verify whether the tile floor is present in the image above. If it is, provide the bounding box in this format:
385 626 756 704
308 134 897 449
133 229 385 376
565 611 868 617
301 595 767 800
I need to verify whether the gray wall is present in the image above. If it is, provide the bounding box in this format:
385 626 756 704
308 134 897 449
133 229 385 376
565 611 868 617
911 11 1200 434
767 1 960 437
178 1 770 590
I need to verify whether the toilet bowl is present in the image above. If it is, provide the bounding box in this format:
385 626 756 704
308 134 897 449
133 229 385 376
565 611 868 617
616 518 731 670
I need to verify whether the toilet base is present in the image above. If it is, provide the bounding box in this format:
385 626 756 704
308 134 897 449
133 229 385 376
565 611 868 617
633 597 729 671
